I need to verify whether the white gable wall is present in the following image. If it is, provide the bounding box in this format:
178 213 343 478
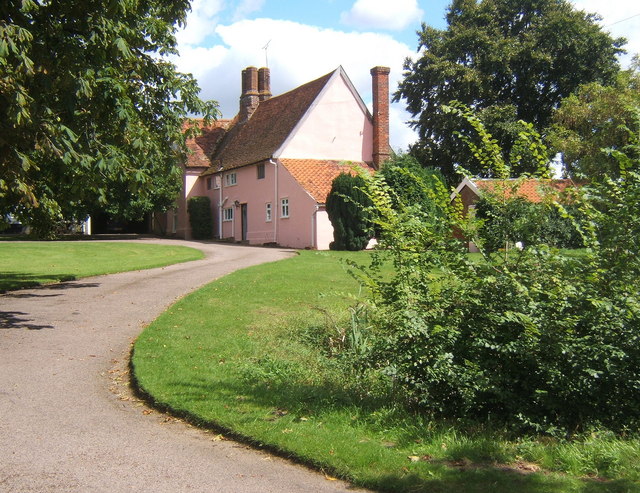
276 72 373 162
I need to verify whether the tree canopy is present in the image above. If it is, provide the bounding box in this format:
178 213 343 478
1 0 217 236
546 66 640 179
395 0 625 183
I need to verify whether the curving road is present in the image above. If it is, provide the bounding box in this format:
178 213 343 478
0 240 365 492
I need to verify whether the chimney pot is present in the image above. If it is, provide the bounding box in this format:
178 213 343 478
370 66 391 169
258 67 272 102
239 66 259 122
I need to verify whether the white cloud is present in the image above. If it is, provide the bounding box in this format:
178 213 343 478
232 0 266 22
174 18 418 150
340 0 423 31
571 0 640 66
175 0 225 47
389 105 418 153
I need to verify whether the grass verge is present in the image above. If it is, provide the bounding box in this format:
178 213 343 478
132 250 640 492
0 241 204 292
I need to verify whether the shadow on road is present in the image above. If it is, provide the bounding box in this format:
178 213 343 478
0 277 100 296
0 310 54 330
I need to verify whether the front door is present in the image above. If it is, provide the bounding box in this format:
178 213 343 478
241 204 248 242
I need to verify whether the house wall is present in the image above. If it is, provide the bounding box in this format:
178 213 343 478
209 163 272 244
171 168 206 239
275 164 319 248
208 160 322 249
458 184 480 215
277 74 373 162
453 183 481 252
315 208 334 250
209 163 276 244
155 167 206 238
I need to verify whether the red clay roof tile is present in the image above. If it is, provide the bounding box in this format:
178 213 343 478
183 119 231 168
281 159 375 203
206 70 337 173
474 178 578 203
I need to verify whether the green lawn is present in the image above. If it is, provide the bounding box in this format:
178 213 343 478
0 241 204 292
132 250 640 493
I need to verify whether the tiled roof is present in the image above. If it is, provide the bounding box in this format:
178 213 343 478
281 159 375 203
474 178 578 203
205 70 337 173
183 119 231 168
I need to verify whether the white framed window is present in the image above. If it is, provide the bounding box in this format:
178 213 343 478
265 202 272 222
223 207 234 221
257 163 265 179
225 172 237 186
280 198 289 218
213 175 221 189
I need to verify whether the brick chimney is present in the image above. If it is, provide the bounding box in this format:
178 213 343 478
239 66 259 122
370 66 391 169
258 67 271 102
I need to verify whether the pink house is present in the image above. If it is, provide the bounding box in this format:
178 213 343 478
160 65 390 249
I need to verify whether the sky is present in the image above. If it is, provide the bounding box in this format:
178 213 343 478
171 0 640 152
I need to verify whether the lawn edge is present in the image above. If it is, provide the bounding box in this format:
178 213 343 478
127 343 362 489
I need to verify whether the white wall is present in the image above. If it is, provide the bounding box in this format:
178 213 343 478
277 73 373 163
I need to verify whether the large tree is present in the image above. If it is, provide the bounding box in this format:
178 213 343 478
546 66 640 179
395 0 624 183
1 0 217 236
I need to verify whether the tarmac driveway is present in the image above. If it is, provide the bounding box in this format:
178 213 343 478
0 240 363 492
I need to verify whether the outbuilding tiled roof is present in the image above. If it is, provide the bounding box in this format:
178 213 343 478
183 119 231 168
473 178 577 203
281 159 375 203
204 70 336 174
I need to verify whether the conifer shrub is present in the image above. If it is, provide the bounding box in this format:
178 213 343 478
187 196 213 239
326 172 372 251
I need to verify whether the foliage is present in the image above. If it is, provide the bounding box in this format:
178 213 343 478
379 153 447 213
546 68 640 179
0 0 218 238
395 0 624 183
187 196 213 240
475 190 581 251
352 108 640 435
326 172 373 251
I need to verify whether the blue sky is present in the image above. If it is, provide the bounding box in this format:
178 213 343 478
172 0 640 151
187 0 450 48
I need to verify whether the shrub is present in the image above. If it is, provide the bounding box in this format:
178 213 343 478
350 107 640 435
475 192 581 251
326 172 372 251
187 196 213 239
379 154 446 213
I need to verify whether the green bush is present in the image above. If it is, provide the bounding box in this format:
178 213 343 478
475 193 581 251
379 154 446 213
187 196 213 239
326 173 372 251
350 108 640 435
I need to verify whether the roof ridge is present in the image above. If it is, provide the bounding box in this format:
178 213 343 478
207 69 337 172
